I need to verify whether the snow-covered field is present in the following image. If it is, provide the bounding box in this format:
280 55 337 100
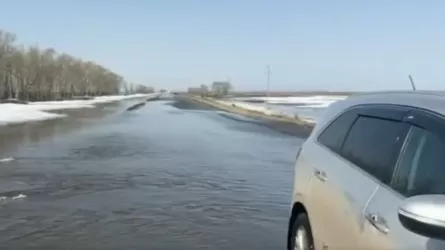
0 93 159 126
232 95 349 123
235 95 347 108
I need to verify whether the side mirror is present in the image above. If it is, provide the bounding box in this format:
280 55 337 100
398 195 445 240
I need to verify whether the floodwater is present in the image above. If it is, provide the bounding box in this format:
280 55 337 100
0 97 305 250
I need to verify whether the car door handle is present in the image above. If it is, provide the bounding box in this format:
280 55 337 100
365 213 389 234
314 169 327 182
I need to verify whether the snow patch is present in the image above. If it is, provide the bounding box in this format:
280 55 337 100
234 95 349 122
0 157 14 163
90 94 154 104
30 93 157 110
0 194 27 202
11 194 26 200
0 104 66 125
0 93 160 126
29 102 96 111
238 95 347 107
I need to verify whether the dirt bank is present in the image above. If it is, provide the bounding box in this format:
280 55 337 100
169 95 219 111
174 95 314 138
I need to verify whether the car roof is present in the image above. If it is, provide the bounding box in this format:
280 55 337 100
347 91 445 114
314 90 445 133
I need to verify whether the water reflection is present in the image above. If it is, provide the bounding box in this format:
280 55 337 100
0 98 303 249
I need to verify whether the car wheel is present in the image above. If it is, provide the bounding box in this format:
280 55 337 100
289 213 315 250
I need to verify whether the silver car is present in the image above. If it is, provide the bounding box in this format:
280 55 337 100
288 91 445 250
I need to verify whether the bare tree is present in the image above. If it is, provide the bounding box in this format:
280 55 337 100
199 84 209 97
0 29 152 102
135 84 154 94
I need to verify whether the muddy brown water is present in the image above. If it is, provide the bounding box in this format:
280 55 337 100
0 97 305 249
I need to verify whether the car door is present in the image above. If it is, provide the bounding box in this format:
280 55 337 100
362 109 445 249
308 105 410 250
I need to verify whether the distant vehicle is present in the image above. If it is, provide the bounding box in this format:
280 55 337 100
288 91 445 250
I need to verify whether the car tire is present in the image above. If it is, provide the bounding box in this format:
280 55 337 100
289 213 315 250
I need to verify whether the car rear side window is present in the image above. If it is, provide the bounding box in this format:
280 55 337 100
392 126 445 197
318 110 357 153
340 116 409 185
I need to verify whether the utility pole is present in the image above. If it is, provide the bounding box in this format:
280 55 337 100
266 65 271 98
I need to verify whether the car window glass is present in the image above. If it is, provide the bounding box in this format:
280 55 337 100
318 111 357 153
392 126 445 197
341 116 408 185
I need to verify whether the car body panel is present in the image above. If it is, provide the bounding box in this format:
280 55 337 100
290 91 445 250
291 145 313 208
303 140 379 250
362 185 445 250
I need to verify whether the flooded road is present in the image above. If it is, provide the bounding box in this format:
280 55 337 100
0 98 304 249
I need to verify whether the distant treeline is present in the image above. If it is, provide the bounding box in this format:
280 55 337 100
0 30 153 102
183 80 356 98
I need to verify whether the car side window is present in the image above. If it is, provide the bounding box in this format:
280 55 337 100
340 116 409 185
318 110 357 153
392 126 445 197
